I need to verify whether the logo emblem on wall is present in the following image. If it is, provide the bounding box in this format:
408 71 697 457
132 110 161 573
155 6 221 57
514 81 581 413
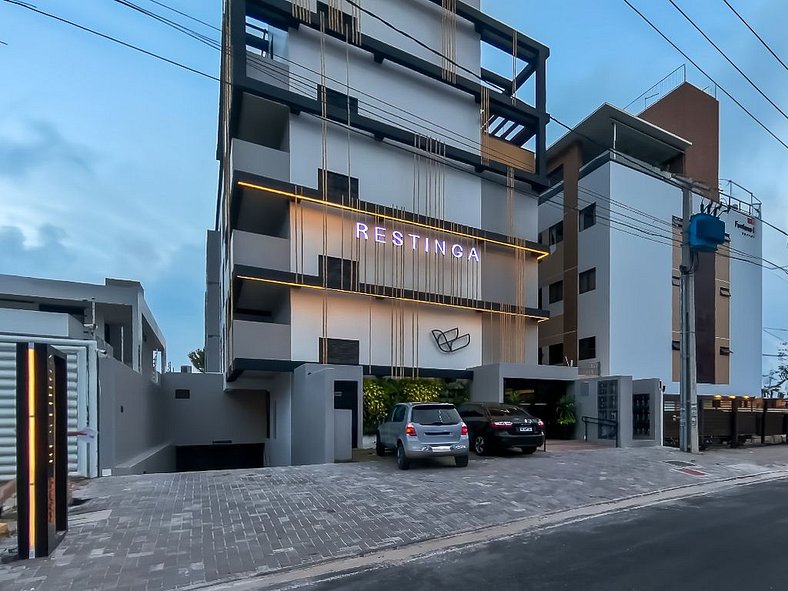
431 328 471 353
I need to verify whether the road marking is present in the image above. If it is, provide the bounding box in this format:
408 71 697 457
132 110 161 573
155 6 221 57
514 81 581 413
182 470 788 591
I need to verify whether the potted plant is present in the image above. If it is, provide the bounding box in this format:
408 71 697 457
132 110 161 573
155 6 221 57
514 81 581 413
555 394 576 439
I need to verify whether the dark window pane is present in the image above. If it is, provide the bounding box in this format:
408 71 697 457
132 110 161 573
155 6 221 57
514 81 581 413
549 221 564 246
487 405 529 417
549 280 563 304
411 407 461 425
318 169 359 202
579 268 596 294
579 336 596 360
580 203 596 231
548 343 564 365
319 338 360 365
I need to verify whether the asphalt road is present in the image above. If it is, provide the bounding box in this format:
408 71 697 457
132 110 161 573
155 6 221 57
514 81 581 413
301 478 788 591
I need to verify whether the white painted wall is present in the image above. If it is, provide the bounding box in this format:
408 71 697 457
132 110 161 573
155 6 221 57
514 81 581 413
0 308 81 339
608 162 679 384
290 288 482 370
289 118 482 227
577 163 612 375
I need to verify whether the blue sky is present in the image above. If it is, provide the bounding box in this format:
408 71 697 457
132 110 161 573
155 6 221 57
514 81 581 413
0 0 786 376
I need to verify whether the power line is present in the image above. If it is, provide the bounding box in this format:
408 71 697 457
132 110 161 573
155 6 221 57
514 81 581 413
2 0 219 81
667 0 787 120
622 0 788 150
722 0 787 71
16 0 788 283
146 0 220 32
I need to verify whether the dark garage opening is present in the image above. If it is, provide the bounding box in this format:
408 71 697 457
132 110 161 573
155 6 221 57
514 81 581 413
175 443 265 472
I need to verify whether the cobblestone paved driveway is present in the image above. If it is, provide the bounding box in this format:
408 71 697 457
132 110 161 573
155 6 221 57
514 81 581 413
1 445 786 591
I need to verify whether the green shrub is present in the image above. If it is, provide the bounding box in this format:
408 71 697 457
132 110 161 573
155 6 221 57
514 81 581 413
362 378 389 434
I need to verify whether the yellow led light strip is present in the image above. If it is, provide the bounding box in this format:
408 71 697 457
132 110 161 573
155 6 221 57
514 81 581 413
27 346 36 555
237 275 549 321
237 181 550 260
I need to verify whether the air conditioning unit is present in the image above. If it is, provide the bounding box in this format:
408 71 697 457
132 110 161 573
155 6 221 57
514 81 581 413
180 365 192 374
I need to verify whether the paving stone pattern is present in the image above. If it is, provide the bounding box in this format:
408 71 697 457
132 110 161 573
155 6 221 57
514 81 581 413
1 445 787 591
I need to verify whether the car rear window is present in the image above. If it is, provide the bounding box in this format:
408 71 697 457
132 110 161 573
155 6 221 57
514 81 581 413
411 406 461 425
488 405 529 418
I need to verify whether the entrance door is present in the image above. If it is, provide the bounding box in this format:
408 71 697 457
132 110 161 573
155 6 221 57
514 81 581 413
334 381 359 448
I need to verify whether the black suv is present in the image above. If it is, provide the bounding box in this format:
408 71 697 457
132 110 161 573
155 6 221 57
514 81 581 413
457 402 544 455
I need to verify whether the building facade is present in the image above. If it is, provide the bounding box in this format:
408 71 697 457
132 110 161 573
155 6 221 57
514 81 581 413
537 83 763 400
209 0 558 465
0 274 167 480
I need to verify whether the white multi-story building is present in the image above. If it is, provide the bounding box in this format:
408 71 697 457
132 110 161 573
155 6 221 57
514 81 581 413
208 0 569 465
537 83 762 401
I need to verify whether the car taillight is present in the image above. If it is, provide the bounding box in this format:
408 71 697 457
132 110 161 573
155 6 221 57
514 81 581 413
405 423 417 436
537 419 544 429
490 421 513 429
461 423 468 436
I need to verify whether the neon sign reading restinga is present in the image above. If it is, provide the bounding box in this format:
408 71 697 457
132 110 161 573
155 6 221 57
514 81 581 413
354 223 481 262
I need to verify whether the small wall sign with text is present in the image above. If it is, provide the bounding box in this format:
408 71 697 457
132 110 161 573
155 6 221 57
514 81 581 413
355 223 480 262
431 328 471 353
734 216 755 238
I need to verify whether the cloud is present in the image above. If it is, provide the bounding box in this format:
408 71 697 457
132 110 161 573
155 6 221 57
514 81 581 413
0 223 79 278
0 119 96 180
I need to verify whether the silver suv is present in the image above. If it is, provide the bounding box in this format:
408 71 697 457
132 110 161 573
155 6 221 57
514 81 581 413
376 402 469 469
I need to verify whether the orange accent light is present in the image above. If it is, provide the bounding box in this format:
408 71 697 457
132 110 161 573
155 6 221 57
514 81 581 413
27 347 36 555
236 275 549 320
236 181 550 260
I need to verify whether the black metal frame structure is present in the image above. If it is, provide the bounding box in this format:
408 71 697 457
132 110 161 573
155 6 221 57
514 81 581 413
15 343 68 560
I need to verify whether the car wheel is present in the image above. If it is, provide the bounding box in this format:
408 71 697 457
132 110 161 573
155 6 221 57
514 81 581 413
375 433 386 457
473 434 488 456
396 442 410 470
521 446 537 455
455 455 469 467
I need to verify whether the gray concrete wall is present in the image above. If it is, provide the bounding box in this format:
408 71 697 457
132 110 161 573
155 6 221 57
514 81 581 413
470 364 503 402
162 372 267 446
98 356 173 475
205 230 221 373
267 373 292 466
292 364 334 465
291 364 362 466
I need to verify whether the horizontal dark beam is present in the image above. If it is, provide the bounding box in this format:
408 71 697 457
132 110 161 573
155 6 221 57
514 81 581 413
228 358 474 381
481 67 510 93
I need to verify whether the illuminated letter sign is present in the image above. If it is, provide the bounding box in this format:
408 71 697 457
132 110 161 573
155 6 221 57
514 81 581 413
355 224 481 262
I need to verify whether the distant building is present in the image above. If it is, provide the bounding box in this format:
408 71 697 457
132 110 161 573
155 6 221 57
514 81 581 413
0 274 166 479
537 83 762 399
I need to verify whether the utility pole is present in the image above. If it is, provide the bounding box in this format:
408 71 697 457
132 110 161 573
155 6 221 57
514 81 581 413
677 176 703 454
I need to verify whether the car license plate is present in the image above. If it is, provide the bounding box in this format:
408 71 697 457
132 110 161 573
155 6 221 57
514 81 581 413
431 445 451 452
519 426 533 433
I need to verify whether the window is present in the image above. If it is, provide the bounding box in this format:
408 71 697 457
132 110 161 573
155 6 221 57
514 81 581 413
548 343 564 365
720 286 731 297
579 203 596 231
392 405 406 423
319 338 360 365
318 169 359 202
318 255 358 289
579 337 596 361
538 287 543 309
175 389 190 399
720 346 731 356
548 280 563 304
411 406 461 425
549 221 564 246
459 406 484 419
487 405 530 418
672 340 681 351
579 268 596 294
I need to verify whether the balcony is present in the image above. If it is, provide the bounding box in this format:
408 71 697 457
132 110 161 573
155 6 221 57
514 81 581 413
231 137 289 182
231 229 290 273
232 320 291 361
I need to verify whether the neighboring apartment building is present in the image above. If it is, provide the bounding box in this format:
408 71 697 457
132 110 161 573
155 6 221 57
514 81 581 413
0 274 167 479
537 83 762 399
209 0 566 465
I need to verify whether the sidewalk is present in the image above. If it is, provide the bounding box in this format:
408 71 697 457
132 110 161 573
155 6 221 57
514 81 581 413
1 445 787 591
